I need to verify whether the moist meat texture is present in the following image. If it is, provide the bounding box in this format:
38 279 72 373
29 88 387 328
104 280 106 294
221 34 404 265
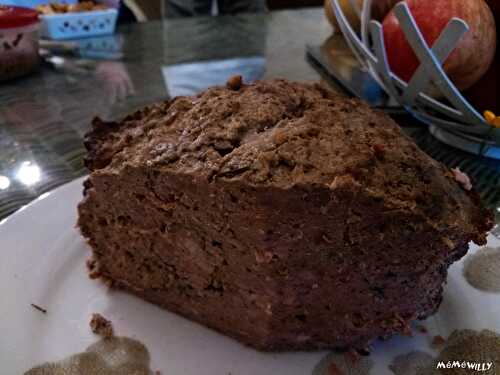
78 78 493 351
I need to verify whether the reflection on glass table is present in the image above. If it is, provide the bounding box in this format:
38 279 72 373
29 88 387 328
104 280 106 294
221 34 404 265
162 57 265 97
40 34 125 60
41 34 134 105
307 35 401 112
161 13 268 97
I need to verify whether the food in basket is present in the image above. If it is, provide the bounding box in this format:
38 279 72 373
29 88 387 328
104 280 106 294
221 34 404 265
324 0 362 32
36 1 108 15
382 0 497 91
78 78 493 351
324 0 398 33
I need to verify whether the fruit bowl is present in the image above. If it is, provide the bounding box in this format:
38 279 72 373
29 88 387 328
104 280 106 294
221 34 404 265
328 0 500 159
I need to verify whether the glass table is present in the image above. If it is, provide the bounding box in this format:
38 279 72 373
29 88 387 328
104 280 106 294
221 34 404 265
0 8 498 226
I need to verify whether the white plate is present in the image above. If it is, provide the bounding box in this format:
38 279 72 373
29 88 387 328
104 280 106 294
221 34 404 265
1 177 499 374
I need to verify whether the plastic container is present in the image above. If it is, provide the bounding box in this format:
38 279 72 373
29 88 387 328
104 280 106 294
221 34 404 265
39 8 118 40
0 6 40 81
0 0 76 7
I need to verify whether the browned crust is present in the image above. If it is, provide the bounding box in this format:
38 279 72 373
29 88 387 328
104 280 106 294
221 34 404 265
89 313 114 338
78 79 493 351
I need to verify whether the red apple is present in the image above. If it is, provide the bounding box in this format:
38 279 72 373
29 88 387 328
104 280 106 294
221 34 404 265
382 0 497 91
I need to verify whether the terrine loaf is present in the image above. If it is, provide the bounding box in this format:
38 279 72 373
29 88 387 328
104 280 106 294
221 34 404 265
78 78 492 351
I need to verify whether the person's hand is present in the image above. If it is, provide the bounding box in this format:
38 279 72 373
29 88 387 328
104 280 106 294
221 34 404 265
95 61 135 105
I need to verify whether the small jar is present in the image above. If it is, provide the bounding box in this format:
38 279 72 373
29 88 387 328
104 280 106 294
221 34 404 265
0 6 40 82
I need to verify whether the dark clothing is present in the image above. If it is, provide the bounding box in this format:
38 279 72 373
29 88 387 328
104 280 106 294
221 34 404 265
118 2 138 23
217 0 267 14
165 0 267 17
